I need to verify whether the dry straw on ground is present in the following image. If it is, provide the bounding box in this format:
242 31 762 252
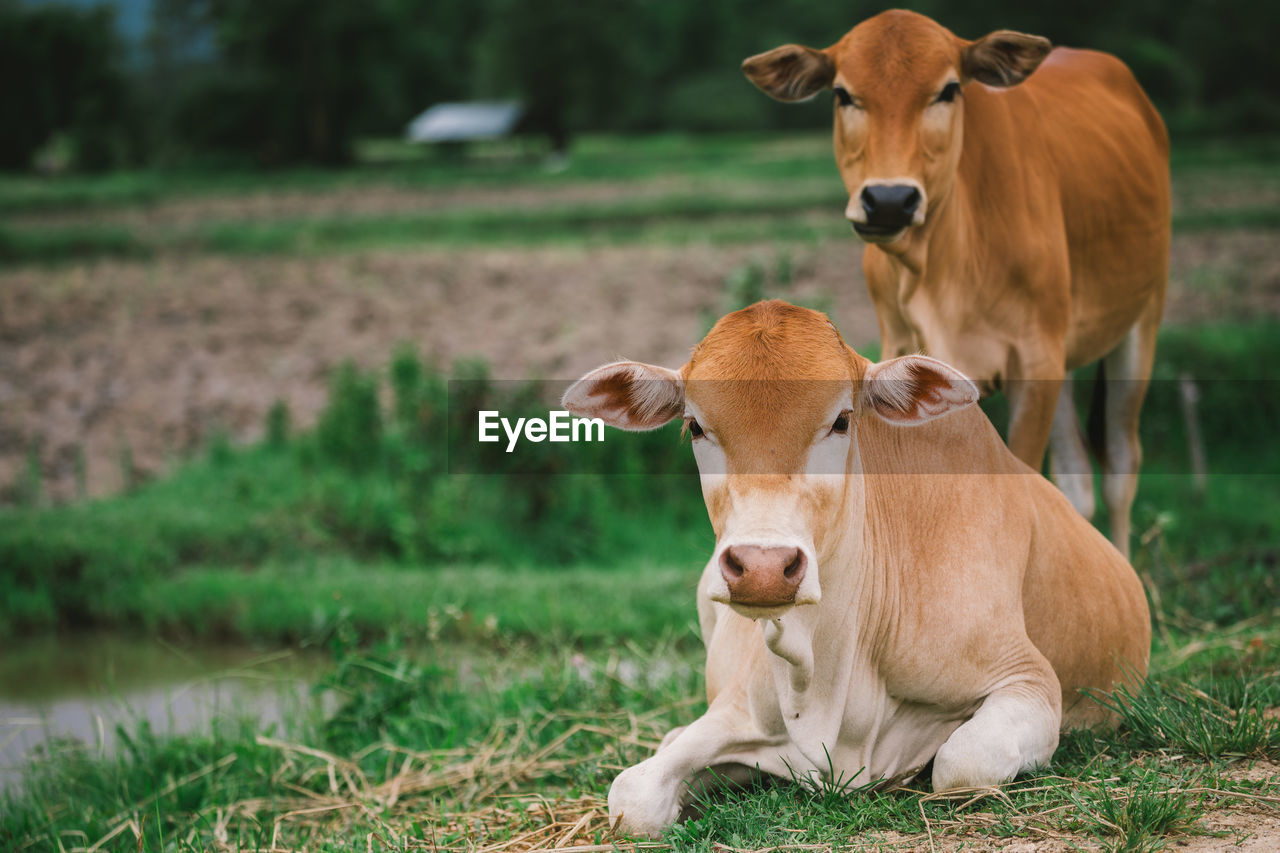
57 697 1278 853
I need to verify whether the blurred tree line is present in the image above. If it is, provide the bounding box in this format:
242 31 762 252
2 0 1277 171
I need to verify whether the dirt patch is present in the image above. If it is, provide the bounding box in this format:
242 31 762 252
1167 231 1280 322
0 240 873 499
909 837 1092 852
1173 807 1280 852
1173 173 1280 218
1224 760 1280 783
2 229 1278 501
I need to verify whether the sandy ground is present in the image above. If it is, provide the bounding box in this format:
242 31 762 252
883 760 1280 851
2 230 1278 501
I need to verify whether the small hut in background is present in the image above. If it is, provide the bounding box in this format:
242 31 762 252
406 102 524 150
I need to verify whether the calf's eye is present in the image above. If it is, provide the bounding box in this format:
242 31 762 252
685 418 704 439
833 87 854 107
832 412 851 435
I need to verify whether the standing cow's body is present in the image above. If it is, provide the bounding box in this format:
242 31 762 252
743 11 1171 557
564 301 1150 838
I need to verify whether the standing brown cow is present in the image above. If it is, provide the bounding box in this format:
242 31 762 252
743 10 1170 557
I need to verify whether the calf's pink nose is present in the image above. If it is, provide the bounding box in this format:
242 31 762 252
720 545 805 606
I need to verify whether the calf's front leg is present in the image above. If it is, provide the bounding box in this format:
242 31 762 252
931 653 1062 791
609 705 780 838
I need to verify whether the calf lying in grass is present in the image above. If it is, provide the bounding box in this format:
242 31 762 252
563 300 1150 837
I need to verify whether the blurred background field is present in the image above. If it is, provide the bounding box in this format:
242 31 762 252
1 1 1279 850
2 0 1278 172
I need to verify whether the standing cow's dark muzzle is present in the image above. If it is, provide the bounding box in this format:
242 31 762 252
854 184 922 237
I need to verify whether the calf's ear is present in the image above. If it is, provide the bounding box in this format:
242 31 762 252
962 30 1051 87
562 361 684 431
862 355 979 425
742 44 835 102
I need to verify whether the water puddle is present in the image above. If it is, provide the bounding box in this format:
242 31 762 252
0 634 330 794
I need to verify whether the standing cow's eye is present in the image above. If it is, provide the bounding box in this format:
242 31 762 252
934 81 962 104
685 417 705 439
831 411 852 435
833 87 855 107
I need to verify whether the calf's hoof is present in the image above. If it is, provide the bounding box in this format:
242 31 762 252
608 762 681 839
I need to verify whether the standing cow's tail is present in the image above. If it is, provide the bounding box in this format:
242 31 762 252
1086 360 1108 470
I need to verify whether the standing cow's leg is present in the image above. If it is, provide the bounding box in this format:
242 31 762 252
931 652 1062 791
608 702 781 838
1049 376 1096 520
1006 352 1065 472
1096 307 1161 560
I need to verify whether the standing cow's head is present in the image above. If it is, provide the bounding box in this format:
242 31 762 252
563 301 977 620
742 10 1050 248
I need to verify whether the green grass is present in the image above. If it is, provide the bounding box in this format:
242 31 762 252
193 188 848 254
1172 204 1280 231
2 322 1278 849
0 132 838 215
1 186 1273 265
0 221 146 263
5 321 1277 645
0 348 711 638
134 558 702 649
2 132 1277 264
1 640 706 851
1065 769 1205 853
1167 134 1280 170
0 438 711 640
3 322 1278 647
0 184 850 263
1095 677 1280 760
2 173 1279 847
5 620 1276 852
0 131 1273 217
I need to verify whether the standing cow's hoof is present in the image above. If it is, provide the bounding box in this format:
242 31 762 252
608 761 682 839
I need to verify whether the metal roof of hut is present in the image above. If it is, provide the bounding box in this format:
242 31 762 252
406 101 523 143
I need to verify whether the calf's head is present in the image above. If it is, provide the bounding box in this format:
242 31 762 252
563 301 977 620
742 10 1050 248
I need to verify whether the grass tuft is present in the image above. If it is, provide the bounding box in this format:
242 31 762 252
1092 677 1280 760
1066 770 1205 852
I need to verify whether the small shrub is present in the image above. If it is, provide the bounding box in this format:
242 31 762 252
265 399 291 448
314 360 383 472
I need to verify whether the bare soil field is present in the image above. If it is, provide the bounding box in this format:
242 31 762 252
2 230 1278 501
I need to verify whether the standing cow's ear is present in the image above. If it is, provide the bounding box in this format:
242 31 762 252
562 361 684 431
961 30 1052 87
862 355 979 425
742 44 835 102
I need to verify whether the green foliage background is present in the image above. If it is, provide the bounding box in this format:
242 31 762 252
4 0 1279 169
